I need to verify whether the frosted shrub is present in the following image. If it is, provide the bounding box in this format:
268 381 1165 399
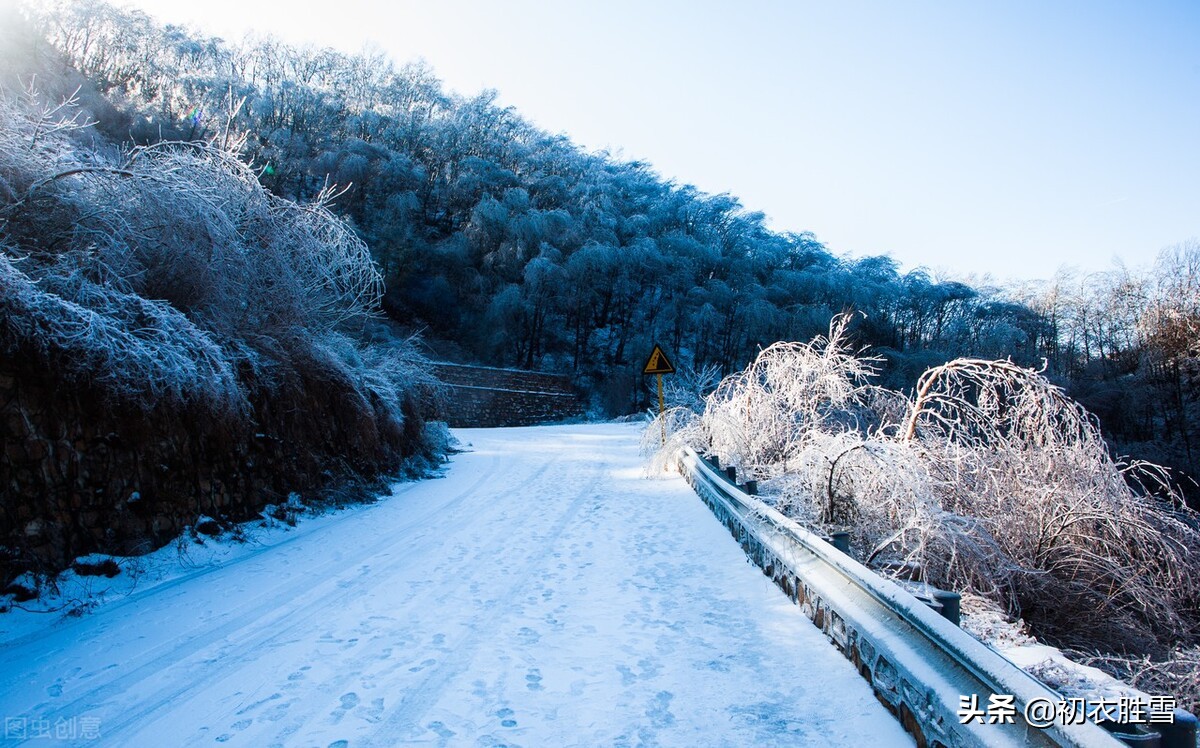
661 315 1200 655
0 254 244 412
660 363 722 413
900 358 1199 649
0 88 395 412
0 81 437 508
641 405 703 475
699 314 893 476
1077 646 1200 713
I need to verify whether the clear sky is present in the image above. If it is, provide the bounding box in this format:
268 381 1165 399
65 0 1200 280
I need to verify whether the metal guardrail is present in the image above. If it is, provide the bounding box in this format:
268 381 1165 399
678 447 1146 748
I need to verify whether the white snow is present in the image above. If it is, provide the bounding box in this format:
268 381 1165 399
960 596 1150 704
0 423 911 747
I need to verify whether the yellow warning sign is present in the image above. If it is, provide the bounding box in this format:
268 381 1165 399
642 344 676 375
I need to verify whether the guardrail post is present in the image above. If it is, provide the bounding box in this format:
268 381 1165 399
742 480 758 495
830 531 850 554
1160 709 1197 748
932 589 961 626
725 466 737 483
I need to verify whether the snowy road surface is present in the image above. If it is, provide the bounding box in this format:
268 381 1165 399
1 423 911 747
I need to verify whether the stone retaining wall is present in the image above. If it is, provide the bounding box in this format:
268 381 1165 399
0 357 413 582
431 363 583 428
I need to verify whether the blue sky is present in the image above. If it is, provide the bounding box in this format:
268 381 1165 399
106 0 1199 281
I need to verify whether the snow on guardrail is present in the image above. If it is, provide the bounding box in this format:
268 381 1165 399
678 446 1142 748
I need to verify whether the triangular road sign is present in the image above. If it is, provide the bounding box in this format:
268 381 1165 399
642 344 676 375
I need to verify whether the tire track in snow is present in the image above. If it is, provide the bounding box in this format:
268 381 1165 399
158 448 587 746
247 447 609 746
2 473 430 653
4 449 545 744
362 449 609 747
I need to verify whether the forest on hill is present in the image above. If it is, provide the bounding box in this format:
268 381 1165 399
5 0 1198 502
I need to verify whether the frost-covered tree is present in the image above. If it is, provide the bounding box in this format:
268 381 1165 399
0 99 387 407
656 315 1200 656
19 0 1195 496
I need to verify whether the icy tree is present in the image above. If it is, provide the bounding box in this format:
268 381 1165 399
0 75 437 469
656 314 1200 655
898 357 1199 650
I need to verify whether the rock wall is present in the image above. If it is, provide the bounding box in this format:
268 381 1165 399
0 357 417 582
0 355 572 580
431 363 584 427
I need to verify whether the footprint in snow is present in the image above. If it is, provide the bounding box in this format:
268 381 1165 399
495 708 518 729
329 692 359 724
516 627 540 646
327 741 349 748
408 658 437 672
646 691 676 728
525 668 544 692
617 664 638 686
263 697 295 722
364 696 385 722
637 657 662 679
236 691 283 716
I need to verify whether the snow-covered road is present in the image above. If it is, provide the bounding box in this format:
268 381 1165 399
1 423 910 747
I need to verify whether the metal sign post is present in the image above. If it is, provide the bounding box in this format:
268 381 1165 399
642 344 676 447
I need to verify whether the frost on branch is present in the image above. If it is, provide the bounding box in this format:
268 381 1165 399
0 253 243 413
0 88 397 414
698 314 901 476
899 357 1200 651
664 315 1200 655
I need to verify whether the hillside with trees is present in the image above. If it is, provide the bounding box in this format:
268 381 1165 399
17 1 1195 500
20 1 1194 502
0 12 443 586
2 0 1197 582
